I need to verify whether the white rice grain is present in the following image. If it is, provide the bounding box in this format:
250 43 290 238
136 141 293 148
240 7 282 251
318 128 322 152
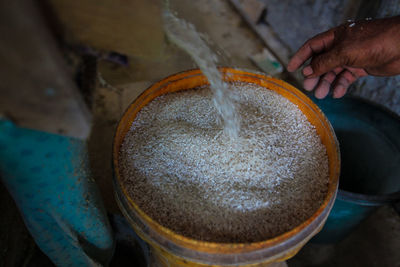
119 82 329 243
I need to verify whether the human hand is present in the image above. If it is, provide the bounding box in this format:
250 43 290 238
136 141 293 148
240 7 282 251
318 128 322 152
287 16 400 99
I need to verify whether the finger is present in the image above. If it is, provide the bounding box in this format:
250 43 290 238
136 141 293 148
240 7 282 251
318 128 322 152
302 66 313 76
333 66 344 74
314 71 337 99
346 66 368 78
287 29 335 72
332 70 358 98
303 65 343 77
302 66 342 92
303 77 320 91
332 84 348 99
308 47 347 78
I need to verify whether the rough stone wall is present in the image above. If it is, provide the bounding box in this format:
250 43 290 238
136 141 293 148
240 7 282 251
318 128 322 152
262 0 349 54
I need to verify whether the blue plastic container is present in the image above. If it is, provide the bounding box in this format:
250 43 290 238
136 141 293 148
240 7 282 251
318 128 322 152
311 96 400 243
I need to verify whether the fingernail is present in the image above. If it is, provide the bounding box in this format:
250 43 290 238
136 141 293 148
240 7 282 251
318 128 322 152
302 66 314 76
315 84 330 99
303 77 319 91
333 85 345 98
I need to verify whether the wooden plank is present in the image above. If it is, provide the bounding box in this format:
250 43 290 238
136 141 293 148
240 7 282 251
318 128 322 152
239 0 266 24
45 0 165 60
229 0 292 66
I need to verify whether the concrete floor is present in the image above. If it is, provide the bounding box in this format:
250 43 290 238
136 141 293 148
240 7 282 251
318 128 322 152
289 206 400 267
1 0 400 266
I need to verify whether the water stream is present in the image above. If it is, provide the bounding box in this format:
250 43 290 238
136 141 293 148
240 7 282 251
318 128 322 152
162 2 240 138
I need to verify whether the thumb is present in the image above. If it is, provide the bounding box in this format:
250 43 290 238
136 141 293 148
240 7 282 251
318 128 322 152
308 48 346 77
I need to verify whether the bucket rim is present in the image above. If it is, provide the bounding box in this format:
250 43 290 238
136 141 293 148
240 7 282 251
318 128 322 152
338 189 400 206
314 95 400 206
112 67 341 257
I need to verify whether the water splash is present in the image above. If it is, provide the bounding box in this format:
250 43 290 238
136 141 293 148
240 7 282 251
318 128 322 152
162 3 240 138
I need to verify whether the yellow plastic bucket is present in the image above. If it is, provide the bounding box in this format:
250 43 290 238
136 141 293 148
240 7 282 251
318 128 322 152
112 68 340 266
